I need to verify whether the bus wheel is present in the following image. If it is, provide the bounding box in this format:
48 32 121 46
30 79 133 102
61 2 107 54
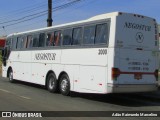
47 73 58 93
59 74 70 96
9 69 14 83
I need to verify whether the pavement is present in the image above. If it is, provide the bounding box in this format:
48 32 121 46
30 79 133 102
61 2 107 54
0 77 160 120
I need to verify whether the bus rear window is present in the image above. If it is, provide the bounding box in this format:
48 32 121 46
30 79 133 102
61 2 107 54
95 23 108 44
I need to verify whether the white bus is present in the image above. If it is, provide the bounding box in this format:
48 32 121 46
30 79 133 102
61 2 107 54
2 12 159 96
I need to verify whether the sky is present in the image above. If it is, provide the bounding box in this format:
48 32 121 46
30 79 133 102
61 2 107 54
0 0 160 36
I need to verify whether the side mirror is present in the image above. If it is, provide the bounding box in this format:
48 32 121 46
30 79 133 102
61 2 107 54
2 48 4 57
2 48 6 66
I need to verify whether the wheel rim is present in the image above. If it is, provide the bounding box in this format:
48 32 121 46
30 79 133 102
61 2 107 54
61 78 68 92
49 77 55 89
9 71 13 81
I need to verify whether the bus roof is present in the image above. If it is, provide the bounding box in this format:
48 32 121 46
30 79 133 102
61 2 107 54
7 11 155 37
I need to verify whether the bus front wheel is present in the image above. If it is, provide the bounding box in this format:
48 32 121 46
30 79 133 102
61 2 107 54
47 73 58 93
8 69 14 83
59 74 70 96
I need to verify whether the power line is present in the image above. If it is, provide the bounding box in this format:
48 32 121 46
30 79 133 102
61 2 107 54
0 0 68 22
0 0 93 36
0 2 47 20
3 0 89 32
4 13 47 28
54 0 94 18
0 10 48 25
0 0 81 25
0 0 83 29
0 0 71 21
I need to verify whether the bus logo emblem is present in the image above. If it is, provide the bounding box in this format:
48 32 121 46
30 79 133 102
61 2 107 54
135 32 144 43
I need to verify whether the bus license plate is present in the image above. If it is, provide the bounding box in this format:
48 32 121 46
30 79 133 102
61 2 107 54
134 74 142 80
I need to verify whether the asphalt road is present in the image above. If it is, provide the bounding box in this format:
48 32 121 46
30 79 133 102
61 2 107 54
0 77 160 120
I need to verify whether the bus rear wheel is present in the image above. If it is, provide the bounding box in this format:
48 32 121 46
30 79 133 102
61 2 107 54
59 74 70 96
47 73 58 93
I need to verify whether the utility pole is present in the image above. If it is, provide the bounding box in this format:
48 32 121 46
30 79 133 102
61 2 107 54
47 0 53 27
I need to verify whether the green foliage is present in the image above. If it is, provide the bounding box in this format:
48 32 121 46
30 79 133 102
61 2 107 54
0 51 2 64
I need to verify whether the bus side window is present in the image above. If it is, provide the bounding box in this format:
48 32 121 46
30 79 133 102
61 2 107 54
5 38 12 59
27 35 33 48
72 27 82 45
32 34 39 47
46 32 54 46
54 31 62 46
63 29 72 46
6 38 11 46
39 33 45 47
95 23 108 45
22 36 27 48
12 37 17 50
17 37 22 49
83 25 95 45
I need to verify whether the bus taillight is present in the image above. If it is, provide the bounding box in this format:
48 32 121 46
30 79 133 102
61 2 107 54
112 68 120 80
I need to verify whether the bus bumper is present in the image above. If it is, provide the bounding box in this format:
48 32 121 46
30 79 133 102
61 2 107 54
107 84 158 93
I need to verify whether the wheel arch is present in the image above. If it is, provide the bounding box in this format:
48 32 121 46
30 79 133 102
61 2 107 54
7 66 12 78
58 71 69 81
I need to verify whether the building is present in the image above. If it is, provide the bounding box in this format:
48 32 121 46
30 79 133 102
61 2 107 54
0 37 6 50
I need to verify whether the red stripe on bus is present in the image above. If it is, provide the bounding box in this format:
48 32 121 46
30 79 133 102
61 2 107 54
112 68 158 80
119 71 155 75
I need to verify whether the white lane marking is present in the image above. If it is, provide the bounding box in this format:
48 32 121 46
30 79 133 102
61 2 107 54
0 88 31 100
19 96 31 100
0 89 11 93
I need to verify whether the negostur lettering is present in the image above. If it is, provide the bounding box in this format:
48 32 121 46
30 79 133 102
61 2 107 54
124 22 151 31
35 53 56 60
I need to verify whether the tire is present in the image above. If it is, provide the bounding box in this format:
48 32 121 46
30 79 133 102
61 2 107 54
47 73 58 93
8 69 14 83
59 74 70 96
